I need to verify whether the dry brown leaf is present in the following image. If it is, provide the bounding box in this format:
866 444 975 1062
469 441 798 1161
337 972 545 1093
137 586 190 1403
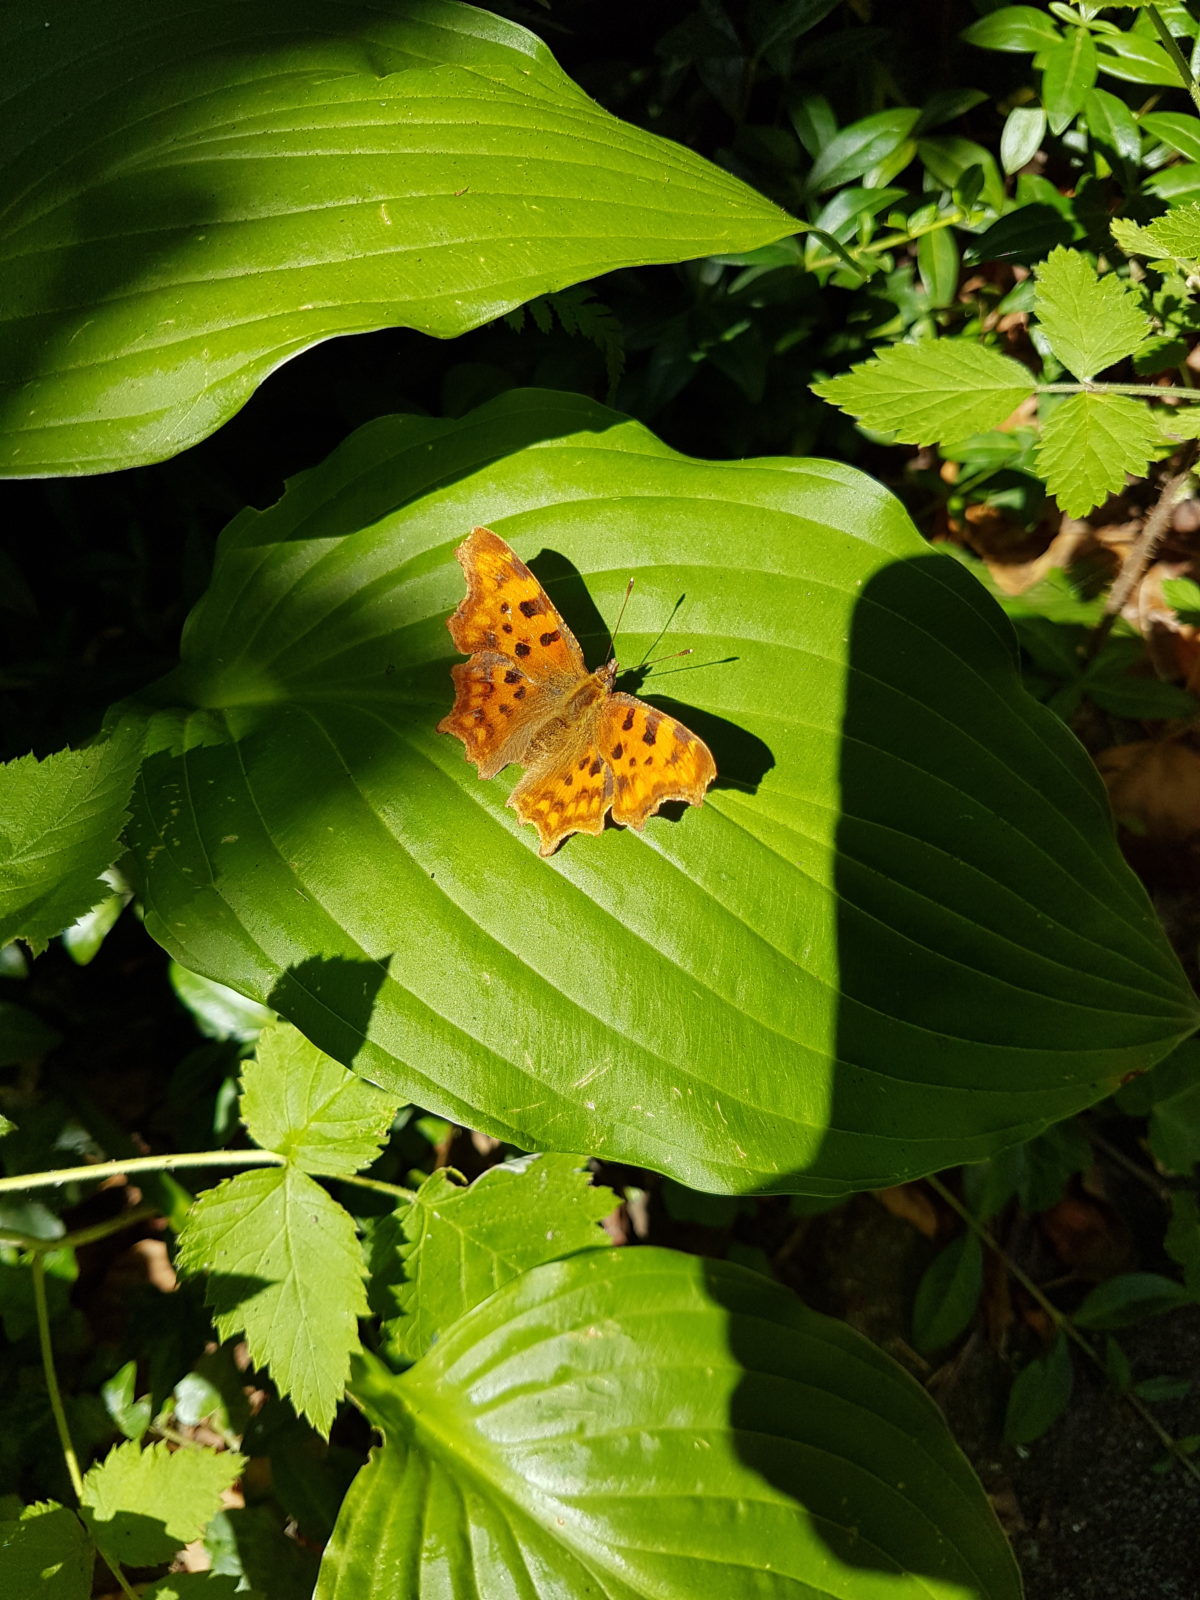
874 1183 939 1237
1097 738 1200 841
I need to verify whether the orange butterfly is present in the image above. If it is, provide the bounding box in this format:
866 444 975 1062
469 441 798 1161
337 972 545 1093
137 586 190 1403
438 527 717 856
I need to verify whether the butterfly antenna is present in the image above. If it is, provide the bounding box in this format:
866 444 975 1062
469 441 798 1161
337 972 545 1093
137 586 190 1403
604 577 635 666
641 646 693 671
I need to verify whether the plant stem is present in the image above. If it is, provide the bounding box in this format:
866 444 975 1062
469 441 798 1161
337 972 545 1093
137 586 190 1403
33 1255 141 1600
31 1254 85 1502
0 1201 159 1254
0 1149 415 1203
929 1176 1200 1483
1086 441 1199 662
1039 381 1200 401
1147 3 1200 117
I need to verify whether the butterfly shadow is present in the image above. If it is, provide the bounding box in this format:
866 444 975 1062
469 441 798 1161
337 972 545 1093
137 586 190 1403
527 548 773 817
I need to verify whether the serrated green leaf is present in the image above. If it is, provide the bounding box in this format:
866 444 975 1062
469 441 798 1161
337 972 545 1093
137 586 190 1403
1111 216 1171 260
1001 105 1048 173
1033 247 1151 379
911 1232 983 1353
1162 576 1200 621
1129 200 1200 265
177 1167 366 1432
125 391 1200 1197
1004 1333 1073 1444
0 1503 91 1600
1036 391 1165 517
322 1250 1021 1600
0 729 142 957
145 1576 246 1599
376 1155 615 1361
80 1440 244 1568
813 339 1034 444
239 1023 401 1176
1042 31 1098 135
0 0 793 477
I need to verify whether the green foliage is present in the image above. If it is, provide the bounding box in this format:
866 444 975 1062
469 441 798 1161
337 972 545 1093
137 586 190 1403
0 0 793 475
80 1439 245 1567
177 1026 400 1432
1004 1333 1074 1445
0 729 142 955
375 1155 616 1362
5 2 1200 1593
322 1251 1021 1599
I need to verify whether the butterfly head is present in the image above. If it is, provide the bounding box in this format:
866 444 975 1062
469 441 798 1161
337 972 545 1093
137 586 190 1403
596 658 619 692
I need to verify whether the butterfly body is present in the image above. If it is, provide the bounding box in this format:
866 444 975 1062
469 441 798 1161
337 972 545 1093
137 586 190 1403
438 527 717 856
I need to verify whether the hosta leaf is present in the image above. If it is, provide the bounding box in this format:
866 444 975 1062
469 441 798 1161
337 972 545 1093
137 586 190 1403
322 1250 1021 1600
0 0 793 477
813 340 1035 445
1036 391 1165 517
240 1022 401 1175
374 1155 615 1360
126 391 1199 1197
177 1166 366 1432
0 729 142 956
1033 247 1151 380
80 1440 245 1568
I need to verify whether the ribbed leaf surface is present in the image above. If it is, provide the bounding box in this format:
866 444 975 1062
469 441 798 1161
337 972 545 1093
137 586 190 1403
0 0 792 475
319 1249 1021 1599
125 390 1199 1195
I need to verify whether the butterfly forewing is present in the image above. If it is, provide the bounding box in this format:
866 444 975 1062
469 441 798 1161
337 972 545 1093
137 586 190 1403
444 527 587 682
437 653 548 780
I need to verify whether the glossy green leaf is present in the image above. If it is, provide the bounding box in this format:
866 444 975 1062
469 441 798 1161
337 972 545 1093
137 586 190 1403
0 1503 91 1600
240 1023 400 1175
1034 246 1151 380
320 1249 1021 1599
177 1166 366 1432
912 1233 983 1353
1097 33 1183 86
961 7 1062 53
917 227 961 308
1035 391 1165 517
1004 1333 1072 1444
814 340 1034 444
804 108 921 195
0 0 793 477
80 1440 245 1568
1000 105 1048 173
1075 1272 1196 1329
0 729 142 956
1140 109 1200 162
169 962 275 1043
375 1154 615 1361
1042 31 1098 135
1084 87 1142 169
126 390 1199 1196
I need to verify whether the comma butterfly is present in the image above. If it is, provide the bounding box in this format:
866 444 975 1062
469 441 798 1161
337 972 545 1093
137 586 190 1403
438 527 717 856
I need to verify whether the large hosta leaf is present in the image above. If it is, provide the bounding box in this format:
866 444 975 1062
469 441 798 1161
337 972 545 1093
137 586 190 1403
124 390 1198 1195
320 1249 1021 1599
0 0 792 477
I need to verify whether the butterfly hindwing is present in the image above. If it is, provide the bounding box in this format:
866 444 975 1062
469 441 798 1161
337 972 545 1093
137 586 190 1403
600 692 718 829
